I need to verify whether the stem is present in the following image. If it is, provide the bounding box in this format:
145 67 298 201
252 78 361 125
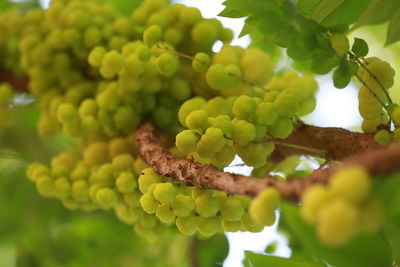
189 237 199 267
271 141 326 157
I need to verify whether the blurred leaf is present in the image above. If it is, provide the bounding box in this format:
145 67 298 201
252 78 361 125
386 8 400 45
244 251 324 267
218 6 249 18
296 0 345 23
332 56 352 89
351 38 369 57
281 202 393 267
197 235 229 266
353 0 399 29
0 1 13 11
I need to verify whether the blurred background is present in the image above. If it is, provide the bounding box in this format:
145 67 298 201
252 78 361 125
1 0 399 266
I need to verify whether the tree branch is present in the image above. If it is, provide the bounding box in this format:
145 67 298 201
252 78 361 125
136 122 400 201
0 69 29 93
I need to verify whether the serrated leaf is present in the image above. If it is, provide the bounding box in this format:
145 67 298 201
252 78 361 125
353 0 399 29
386 8 400 45
218 6 249 18
281 202 393 267
351 38 369 57
244 251 324 267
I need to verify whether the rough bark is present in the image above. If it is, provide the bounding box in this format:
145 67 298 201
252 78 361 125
136 122 400 201
0 69 29 93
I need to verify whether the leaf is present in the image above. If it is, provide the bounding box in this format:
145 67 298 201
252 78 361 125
281 202 393 267
386 8 400 45
297 0 345 23
0 0 13 11
320 0 373 27
197 235 229 266
218 6 249 18
244 251 324 267
353 0 400 29
332 56 352 89
351 38 369 57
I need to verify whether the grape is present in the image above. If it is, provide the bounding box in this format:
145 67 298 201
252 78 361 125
249 188 280 226
176 215 198 235
84 27 102 48
317 198 359 246
156 204 176 224
203 97 231 117
196 127 225 158
179 7 202 26
136 44 152 62
213 145 235 168
197 216 218 237
124 191 142 208
153 182 176 204
185 110 208 130
54 177 71 199
240 47 273 84
71 163 90 181
170 78 191 101
235 143 275 168
211 115 233 134
100 50 124 79
192 52 210 74
116 172 137 193
175 129 199 154
57 103 78 123
114 203 138 224
143 25 162 46
72 180 90 202
96 188 117 209
274 92 299 118
171 194 195 217
256 102 278 126
222 219 241 232
221 198 244 222
225 64 242 90
140 193 158 214
138 168 162 193
374 130 391 145
195 191 220 217
232 119 256 146
178 97 206 126
191 21 218 47
36 175 54 197
156 53 178 77
232 95 256 120
330 166 371 203
300 185 331 223
206 64 229 90
269 118 293 139
112 154 134 171
330 33 349 56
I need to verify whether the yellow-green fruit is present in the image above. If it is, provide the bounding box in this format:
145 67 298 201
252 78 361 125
330 33 349 56
301 184 331 223
330 166 371 203
249 188 280 226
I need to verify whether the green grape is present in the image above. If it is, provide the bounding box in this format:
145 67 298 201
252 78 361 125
36 175 54 197
317 198 359 246
84 27 102 48
54 177 71 199
364 58 395 89
153 182 176 204
0 83 13 104
143 25 162 46
124 191 142 208
176 129 199 154
114 203 138 224
211 115 233 134
222 219 241 232
361 118 381 133
96 188 117 209
99 50 124 79
203 97 231 117
112 154 134 171
374 130 391 145
300 184 331 223
197 216 219 237
140 193 158 214
191 21 218 47
156 53 178 77
249 188 280 226
70 163 90 181
330 33 349 56
81 116 99 133
156 204 176 224
330 166 371 203
135 44 152 62
170 78 191 101
235 143 275 168
171 194 195 217
178 97 206 126
185 110 208 130
116 172 137 193
72 180 90 202
195 191 220 217
213 145 235 168
225 64 242 90
232 119 256 146
268 118 293 139
192 52 210 74
179 6 202 25
221 198 244 222
232 95 256 120
297 97 316 116
196 127 225 158
138 168 162 193
240 47 273 84
206 64 229 90
256 102 278 126
56 103 78 123
175 215 198 236
163 27 182 46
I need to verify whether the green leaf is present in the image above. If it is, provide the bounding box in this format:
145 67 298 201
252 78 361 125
320 0 373 27
351 38 369 57
297 0 345 23
218 6 249 18
0 0 13 11
332 57 352 89
353 0 400 29
281 202 393 267
104 0 143 16
197 235 229 266
244 251 324 267
386 8 400 45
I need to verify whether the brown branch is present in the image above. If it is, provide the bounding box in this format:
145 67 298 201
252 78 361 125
189 237 199 267
271 122 380 162
136 122 400 201
0 69 29 93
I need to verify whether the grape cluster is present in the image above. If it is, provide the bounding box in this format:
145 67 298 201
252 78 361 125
176 71 317 170
357 57 394 133
300 166 383 246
